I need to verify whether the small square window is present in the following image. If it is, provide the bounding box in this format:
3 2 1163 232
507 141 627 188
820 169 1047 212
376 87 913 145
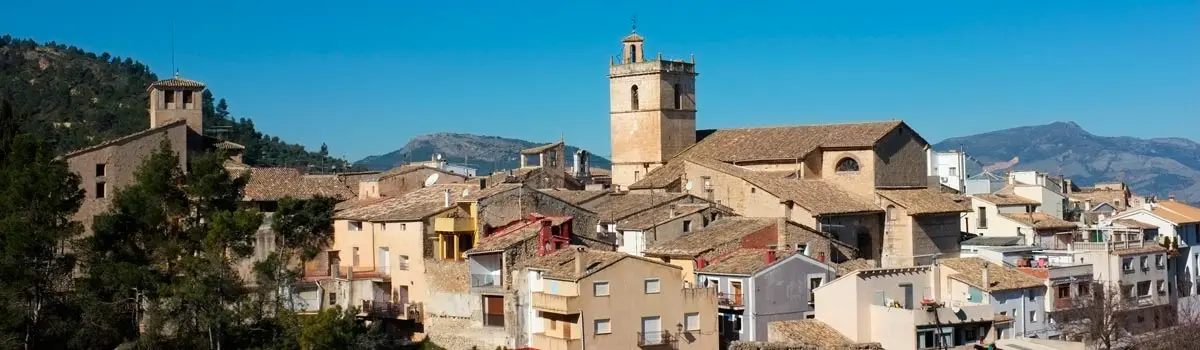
381 222 387 231
1123 258 1133 273
1141 256 1149 270
399 223 407 231
95 163 106 177
684 313 699 331
683 220 692 233
594 319 611 334
1029 310 1037 322
593 281 610 297
644 278 661 294
349 221 362 232
95 182 106 199
1156 255 1165 269
328 293 337 305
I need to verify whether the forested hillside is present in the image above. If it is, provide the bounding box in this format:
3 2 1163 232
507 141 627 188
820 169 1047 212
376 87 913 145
0 35 350 170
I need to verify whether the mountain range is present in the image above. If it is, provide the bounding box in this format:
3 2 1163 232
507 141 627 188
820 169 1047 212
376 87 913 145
353 133 611 174
934 121 1200 202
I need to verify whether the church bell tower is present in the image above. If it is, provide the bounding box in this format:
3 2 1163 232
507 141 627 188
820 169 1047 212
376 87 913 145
608 28 697 190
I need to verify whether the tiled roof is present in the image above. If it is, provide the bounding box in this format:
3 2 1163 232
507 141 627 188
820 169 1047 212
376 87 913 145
1150 201 1200 224
149 76 206 89
1112 219 1158 230
524 247 674 281
616 203 710 231
334 196 389 212
767 320 854 349
215 141 245 150
581 192 690 221
698 249 793 275
375 164 467 181
680 121 905 163
466 217 570 254
939 257 1045 292
1068 189 1125 206
334 184 477 221
643 217 775 258
975 185 1041 206
831 259 878 276
63 119 187 157
628 160 686 190
1113 245 1168 256
961 236 1024 247
239 168 359 201
520 141 563 155
537 188 609 205
876 188 970 215
1000 212 1078 230
460 183 522 202
622 33 645 42
688 158 881 215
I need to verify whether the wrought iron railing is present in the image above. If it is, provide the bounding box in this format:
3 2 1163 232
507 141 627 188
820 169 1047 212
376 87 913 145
637 330 673 346
717 292 743 307
360 300 405 318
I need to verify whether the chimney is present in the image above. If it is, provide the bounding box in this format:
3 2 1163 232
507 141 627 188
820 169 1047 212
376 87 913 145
817 252 826 262
669 204 677 218
1170 193 1176 201
696 258 707 270
982 262 991 291
778 201 793 247
574 246 586 275
443 189 451 208
765 250 778 264
573 151 582 178
479 178 487 190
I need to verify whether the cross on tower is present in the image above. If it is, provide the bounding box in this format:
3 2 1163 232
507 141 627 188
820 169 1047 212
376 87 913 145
631 15 637 33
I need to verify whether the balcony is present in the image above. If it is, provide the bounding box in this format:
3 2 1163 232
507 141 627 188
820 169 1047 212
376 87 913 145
533 332 581 349
717 293 744 308
359 300 424 320
471 273 501 288
434 216 475 233
532 292 579 314
637 331 676 347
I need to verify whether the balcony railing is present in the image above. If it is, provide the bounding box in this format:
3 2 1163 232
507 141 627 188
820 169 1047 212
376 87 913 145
717 292 744 308
434 216 475 233
360 300 406 319
637 331 674 347
471 273 501 288
532 292 579 314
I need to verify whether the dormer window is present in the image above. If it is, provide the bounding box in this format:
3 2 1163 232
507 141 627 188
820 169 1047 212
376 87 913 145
835 157 860 172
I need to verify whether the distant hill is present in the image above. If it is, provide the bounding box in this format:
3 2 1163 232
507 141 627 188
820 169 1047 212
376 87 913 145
354 133 611 174
935 121 1200 202
0 35 351 171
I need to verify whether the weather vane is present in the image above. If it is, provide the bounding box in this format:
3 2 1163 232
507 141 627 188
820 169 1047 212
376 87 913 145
631 15 637 33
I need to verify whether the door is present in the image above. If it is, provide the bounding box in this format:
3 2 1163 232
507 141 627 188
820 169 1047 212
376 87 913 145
642 316 662 344
378 247 390 273
731 281 743 305
484 295 504 327
901 283 914 309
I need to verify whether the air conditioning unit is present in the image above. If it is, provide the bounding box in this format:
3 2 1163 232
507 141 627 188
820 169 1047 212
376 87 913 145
940 177 948 183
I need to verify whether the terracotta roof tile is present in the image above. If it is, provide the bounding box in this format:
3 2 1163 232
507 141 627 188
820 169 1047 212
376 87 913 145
939 257 1045 292
1000 212 1078 230
1112 219 1158 230
537 189 609 205
215 141 245 150
461 183 522 202
687 158 881 215
149 76 205 89
698 249 793 275
581 192 690 221
643 217 776 258
1151 201 1200 224
466 217 570 254
520 141 563 155
976 186 1041 206
1068 189 1126 208
628 160 686 190
616 203 710 231
524 247 673 281
877 188 970 215
767 320 854 349
682 121 905 163
832 259 878 276
1113 245 1168 256
63 119 187 157
238 168 359 201
334 184 477 221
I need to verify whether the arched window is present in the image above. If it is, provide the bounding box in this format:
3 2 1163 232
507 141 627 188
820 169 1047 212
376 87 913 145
886 205 898 221
630 45 638 62
674 84 682 109
631 85 640 110
835 157 860 172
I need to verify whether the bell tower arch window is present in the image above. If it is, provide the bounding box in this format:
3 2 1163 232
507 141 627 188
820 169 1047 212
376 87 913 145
631 85 640 111
674 84 682 109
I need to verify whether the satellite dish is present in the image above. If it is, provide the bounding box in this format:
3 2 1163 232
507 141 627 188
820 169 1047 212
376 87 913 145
684 180 694 191
423 173 440 187
462 188 470 197
435 153 443 160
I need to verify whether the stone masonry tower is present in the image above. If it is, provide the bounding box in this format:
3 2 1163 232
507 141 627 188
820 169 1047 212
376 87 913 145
148 72 206 134
609 29 697 189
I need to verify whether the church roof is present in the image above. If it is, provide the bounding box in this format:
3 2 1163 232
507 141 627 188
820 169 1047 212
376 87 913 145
148 75 206 90
622 32 645 42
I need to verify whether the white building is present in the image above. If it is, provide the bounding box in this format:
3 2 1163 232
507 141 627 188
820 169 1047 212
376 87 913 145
929 151 968 193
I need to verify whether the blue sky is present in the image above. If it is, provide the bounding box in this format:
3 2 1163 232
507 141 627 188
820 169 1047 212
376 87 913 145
6 0 1198 161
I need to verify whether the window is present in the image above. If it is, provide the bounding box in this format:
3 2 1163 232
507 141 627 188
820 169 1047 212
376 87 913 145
1137 281 1151 297
328 293 336 305
809 277 823 305
630 85 640 111
805 313 815 319
674 84 682 109
349 221 362 232
352 247 361 266
835 157 859 172
1079 282 1090 297
399 223 407 231
95 182 106 198
886 205 898 221
630 45 638 62
1057 285 1070 298
483 295 504 327
380 222 386 231
733 315 742 332
683 220 692 233
550 319 557 330
977 207 988 229
1123 258 1134 273
95 164 106 177
1141 256 1150 271
593 281 610 296
1158 280 1167 295
399 255 410 270
949 167 958 176
594 319 611 334
684 313 699 331
163 89 175 104
1029 310 1038 322
1156 255 1165 269
644 278 661 294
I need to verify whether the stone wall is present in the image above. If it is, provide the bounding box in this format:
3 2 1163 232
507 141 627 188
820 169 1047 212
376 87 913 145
729 341 883 350
874 124 928 188
477 186 601 242
912 214 963 265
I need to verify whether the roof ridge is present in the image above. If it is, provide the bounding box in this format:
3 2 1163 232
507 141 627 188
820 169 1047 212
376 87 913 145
711 120 903 131
63 119 188 157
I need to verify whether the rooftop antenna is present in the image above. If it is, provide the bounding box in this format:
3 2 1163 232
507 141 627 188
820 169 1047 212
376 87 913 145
631 15 637 33
170 20 176 77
